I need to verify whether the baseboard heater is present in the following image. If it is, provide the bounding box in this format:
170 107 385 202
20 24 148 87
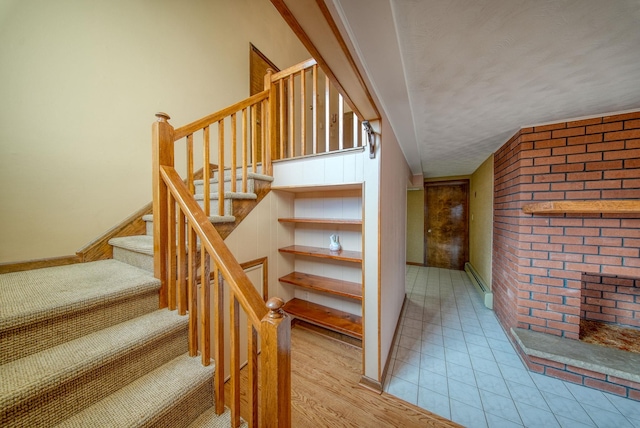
464 262 493 309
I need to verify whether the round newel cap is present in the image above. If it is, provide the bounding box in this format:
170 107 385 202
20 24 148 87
155 112 171 122
266 297 285 318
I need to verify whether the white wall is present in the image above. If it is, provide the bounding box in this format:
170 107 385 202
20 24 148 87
378 116 411 380
0 0 308 263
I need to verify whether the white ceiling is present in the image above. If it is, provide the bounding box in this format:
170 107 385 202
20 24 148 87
331 0 640 177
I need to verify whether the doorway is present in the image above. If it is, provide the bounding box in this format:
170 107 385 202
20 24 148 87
424 180 469 270
249 44 280 163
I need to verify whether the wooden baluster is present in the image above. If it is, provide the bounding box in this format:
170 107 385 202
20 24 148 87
288 76 294 158
247 324 258 427
177 209 187 315
218 120 225 217
264 68 273 175
251 104 257 174
325 75 330 153
338 93 344 151
187 224 198 356
214 267 225 414
300 69 306 156
167 190 177 311
312 65 318 155
268 71 277 167
203 126 211 217
261 297 291 427
230 293 240 428
242 108 248 193
187 134 195 194
279 80 285 159
200 251 211 366
261 99 267 171
152 112 174 308
231 113 237 193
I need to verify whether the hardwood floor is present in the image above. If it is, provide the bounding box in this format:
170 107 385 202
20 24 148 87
225 326 460 427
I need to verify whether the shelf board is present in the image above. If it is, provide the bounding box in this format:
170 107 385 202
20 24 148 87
283 298 362 339
278 217 362 225
271 183 362 193
279 271 362 301
522 200 640 214
278 245 362 263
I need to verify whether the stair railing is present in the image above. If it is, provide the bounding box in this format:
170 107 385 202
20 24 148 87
268 58 365 162
152 101 289 426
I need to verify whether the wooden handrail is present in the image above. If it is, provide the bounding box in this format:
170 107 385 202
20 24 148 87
270 58 317 81
161 166 268 324
173 90 270 141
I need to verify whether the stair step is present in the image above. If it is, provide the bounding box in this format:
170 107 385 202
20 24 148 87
279 271 362 300
283 298 362 339
188 406 248 428
194 172 273 194
0 310 188 427
110 235 154 273
54 354 214 428
0 259 160 364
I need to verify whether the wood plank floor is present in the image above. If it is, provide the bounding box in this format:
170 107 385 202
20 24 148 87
225 326 460 427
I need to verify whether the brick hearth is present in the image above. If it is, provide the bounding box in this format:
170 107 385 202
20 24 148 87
492 110 640 398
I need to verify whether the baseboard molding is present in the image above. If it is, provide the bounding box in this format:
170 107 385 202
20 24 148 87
358 375 383 394
379 295 407 390
0 254 81 274
464 262 493 309
405 261 425 266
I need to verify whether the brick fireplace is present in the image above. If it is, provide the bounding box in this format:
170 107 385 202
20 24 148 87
493 110 640 398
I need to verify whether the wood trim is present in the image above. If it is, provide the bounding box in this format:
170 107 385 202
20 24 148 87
239 256 269 301
269 0 378 121
0 255 81 274
250 43 279 73
522 200 640 214
75 203 151 263
380 296 408 389
314 0 381 119
278 217 362 225
405 261 425 267
358 375 383 394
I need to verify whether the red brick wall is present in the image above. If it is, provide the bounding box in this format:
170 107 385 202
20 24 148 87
493 111 640 340
582 274 640 328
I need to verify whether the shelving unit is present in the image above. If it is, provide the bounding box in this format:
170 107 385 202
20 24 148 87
275 187 363 341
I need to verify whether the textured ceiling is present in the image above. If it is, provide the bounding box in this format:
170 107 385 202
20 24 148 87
332 0 640 177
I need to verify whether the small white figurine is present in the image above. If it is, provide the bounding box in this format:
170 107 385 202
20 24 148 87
329 234 341 252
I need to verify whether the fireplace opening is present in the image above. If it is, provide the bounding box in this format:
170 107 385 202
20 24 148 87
580 273 640 353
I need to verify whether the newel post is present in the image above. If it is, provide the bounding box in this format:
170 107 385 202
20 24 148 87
260 297 291 427
152 112 174 308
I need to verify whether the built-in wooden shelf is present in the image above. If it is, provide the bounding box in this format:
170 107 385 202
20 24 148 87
278 245 362 263
283 298 362 339
279 271 362 301
523 200 640 215
278 217 362 225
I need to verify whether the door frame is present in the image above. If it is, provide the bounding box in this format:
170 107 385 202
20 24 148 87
424 179 470 269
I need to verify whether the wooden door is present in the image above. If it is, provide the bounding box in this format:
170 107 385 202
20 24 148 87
249 44 280 162
424 180 469 270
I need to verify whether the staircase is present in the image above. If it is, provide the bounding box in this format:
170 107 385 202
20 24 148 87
109 167 274 273
0 258 244 427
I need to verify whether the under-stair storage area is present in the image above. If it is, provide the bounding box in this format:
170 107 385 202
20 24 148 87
275 185 363 340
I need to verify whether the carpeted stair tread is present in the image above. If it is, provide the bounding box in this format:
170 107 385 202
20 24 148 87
194 191 257 201
193 171 274 185
0 259 159 332
0 310 187 415
188 407 248 428
109 235 154 256
54 354 215 428
141 214 236 224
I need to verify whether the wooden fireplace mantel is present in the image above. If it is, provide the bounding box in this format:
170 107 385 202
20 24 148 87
522 200 640 215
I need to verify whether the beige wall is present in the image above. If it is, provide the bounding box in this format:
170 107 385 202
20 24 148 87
378 116 411 381
406 189 424 265
0 0 308 263
469 154 494 288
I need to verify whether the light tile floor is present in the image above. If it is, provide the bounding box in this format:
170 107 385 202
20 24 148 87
384 266 640 428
